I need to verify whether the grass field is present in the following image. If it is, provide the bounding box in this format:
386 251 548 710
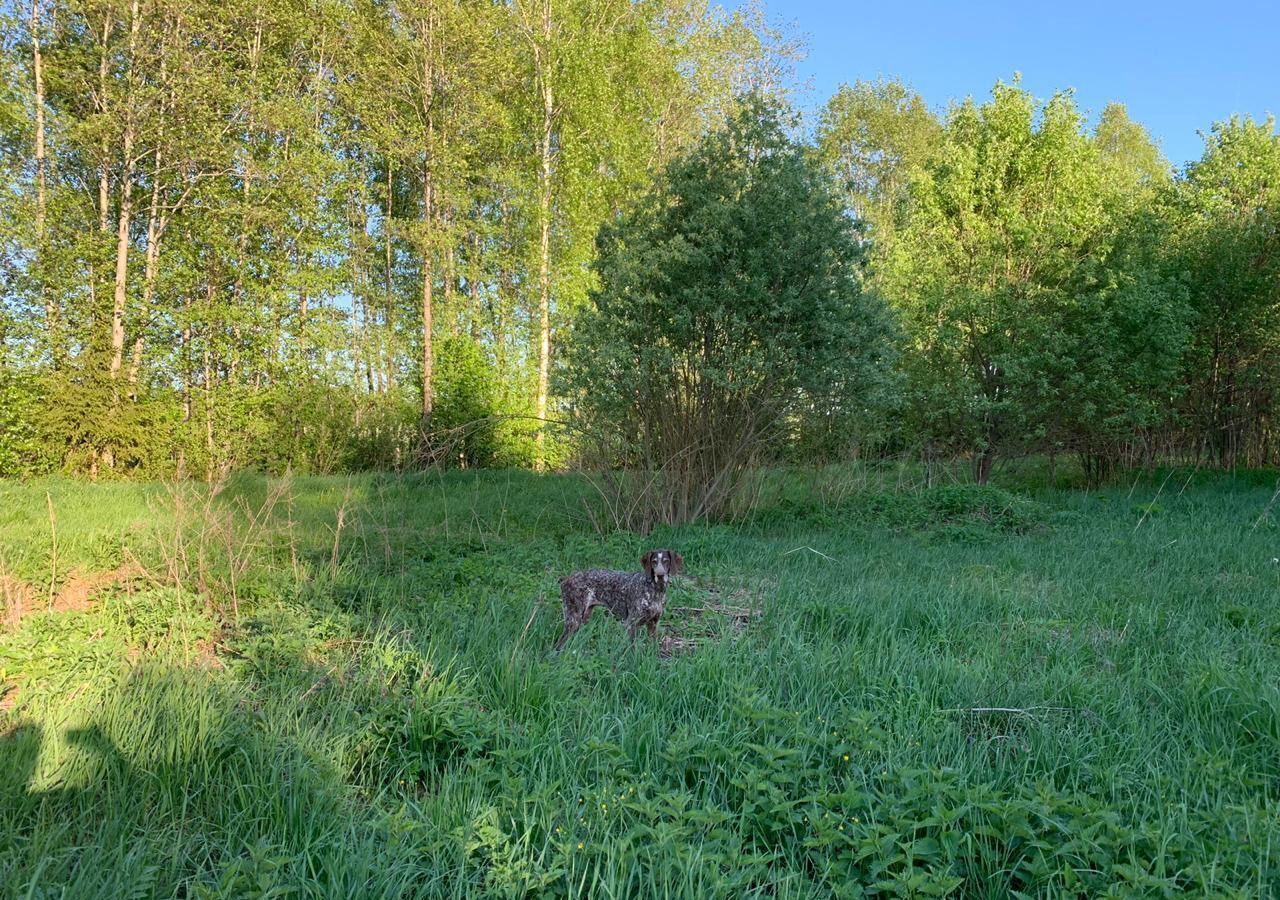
2 466 1279 897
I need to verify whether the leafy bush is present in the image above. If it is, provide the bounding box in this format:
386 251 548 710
877 83 1193 483
428 336 503 468
348 647 499 789
563 95 900 526
9 368 422 479
251 382 417 475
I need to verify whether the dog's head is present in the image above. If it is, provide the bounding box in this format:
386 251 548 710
641 549 684 588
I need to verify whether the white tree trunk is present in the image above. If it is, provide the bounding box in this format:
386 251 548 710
31 0 56 356
534 0 554 468
108 0 142 383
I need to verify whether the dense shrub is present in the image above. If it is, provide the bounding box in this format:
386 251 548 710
6 369 421 479
428 336 503 468
249 383 417 475
563 96 900 525
30 373 182 477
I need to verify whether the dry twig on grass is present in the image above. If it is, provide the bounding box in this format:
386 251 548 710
783 546 836 561
941 706 1084 717
1251 479 1280 531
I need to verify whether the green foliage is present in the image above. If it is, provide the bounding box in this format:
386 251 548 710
1172 116 1280 468
2 0 1278 480
10 371 420 479
1095 102 1172 199
815 78 942 237
564 96 900 523
0 369 39 477
429 336 502 468
350 649 500 789
248 383 418 476
0 0 793 479
459 807 565 897
877 81 1191 481
28 372 183 477
763 483 1053 537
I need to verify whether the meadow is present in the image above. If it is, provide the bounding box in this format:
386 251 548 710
1 466 1278 898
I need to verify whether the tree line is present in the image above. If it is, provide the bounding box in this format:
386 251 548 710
820 80 1280 482
0 0 793 476
1 2 1277 486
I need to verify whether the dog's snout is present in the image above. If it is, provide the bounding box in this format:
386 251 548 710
651 552 670 579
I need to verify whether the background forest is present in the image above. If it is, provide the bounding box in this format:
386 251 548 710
0 0 1278 492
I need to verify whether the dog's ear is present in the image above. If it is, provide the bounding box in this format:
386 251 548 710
640 551 655 577
669 551 684 575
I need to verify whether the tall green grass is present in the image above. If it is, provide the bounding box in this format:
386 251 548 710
2 467 1278 897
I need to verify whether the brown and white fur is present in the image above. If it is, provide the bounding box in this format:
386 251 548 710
554 550 685 652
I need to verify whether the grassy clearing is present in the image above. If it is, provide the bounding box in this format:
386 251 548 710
2 467 1279 897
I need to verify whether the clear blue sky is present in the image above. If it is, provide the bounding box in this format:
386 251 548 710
750 0 1279 167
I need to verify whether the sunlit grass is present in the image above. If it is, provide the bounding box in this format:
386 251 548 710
2 466 1278 896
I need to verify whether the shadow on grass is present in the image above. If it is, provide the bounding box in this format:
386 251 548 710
0 660 452 899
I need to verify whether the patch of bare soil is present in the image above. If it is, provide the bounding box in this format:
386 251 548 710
4 566 147 631
191 627 228 672
52 563 144 616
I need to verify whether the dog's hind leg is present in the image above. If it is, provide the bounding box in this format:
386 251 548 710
553 595 595 652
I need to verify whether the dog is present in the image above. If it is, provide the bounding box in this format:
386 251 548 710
553 550 684 652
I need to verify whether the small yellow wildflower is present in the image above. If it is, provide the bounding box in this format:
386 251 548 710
842 754 850 762
578 842 585 850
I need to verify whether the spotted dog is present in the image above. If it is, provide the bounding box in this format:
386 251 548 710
553 550 685 651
